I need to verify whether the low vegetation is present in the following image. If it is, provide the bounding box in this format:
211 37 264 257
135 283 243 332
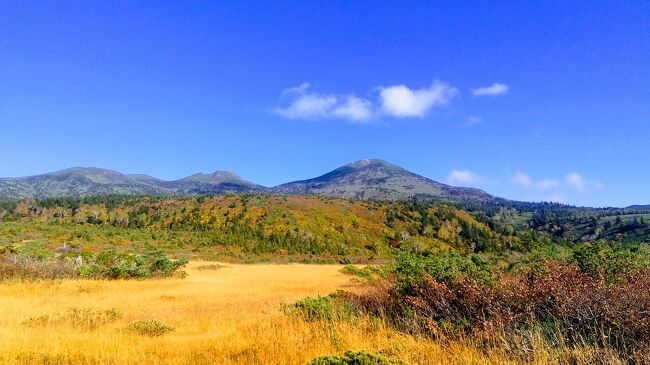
1 248 187 281
196 263 224 270
0 255 80 281
323 244 650 363
22 308 122 330
340 265 389 284
283 290 358 322
309 350 403 365
79 248 188 279
124 320 174 337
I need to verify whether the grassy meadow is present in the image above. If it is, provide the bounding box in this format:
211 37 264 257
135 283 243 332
0 262 518 365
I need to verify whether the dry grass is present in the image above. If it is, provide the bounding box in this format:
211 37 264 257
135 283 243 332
0 262 526 364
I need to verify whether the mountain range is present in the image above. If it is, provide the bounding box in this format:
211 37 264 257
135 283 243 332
0 159 495 203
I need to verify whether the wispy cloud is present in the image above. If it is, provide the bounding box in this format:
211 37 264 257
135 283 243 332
511 171 559 191
446 169 489 187
280 82 311 97
472 83 509 97
440 167 604 205
273 81 457 122
273 94 337 120
379 81 458 118
566 172 586 191
331 96 373 121
565 172 603 192
273 83 373 122
510 170 603 204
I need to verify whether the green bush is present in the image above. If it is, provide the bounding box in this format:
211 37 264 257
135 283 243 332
80 248 188 279
573 242 649 283
394 250 495 292
309 351 403 365
125 320 174 337
340 265 389 283
283 290 358 322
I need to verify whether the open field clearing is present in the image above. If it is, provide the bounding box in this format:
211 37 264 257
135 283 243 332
0 262 521 365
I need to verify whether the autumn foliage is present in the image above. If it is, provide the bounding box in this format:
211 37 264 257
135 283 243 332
348 250 650 361
0 195 522 260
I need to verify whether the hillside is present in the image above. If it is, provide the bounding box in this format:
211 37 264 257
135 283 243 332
0 168 266 201
0 195 517 260
491 203 650 244
161 171 268 195
0 168 169 200
274 159 494 202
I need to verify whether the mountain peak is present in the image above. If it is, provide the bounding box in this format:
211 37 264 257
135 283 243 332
344 159 392 168
167 171 267 194
178 171 245 184
274 159 493 202
41 167 131 184
45 166 120 176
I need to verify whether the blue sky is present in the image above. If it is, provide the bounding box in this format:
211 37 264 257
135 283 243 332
1 1 649 207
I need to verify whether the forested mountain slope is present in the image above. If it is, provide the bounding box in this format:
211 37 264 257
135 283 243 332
0 195 519 260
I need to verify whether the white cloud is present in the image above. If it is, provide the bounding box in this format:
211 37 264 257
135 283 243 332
273 93 337 119
446 169 488 187
565 172 603 192
379 81 458 117
464 115 482 127
472 83 509 97
273 84 372 122
511 171 532 188
566 172 586 191
537 178 561 191
274 80 458 122
511 171 559 191
331 96 374 121
280 82 311 97
510 170 604 205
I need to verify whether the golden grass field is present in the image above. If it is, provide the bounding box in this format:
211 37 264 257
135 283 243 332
0 262 561 365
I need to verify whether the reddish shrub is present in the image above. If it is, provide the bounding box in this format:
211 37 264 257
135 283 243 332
351 262 650 358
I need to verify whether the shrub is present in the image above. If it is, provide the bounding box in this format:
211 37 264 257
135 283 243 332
1 248 187 281
309 351 403 365
0 256 80 281
340 265 389 283
80 248 188 279
350 260 650 360
125 320 174 337
394 250 495 292
283 290 358 322
572 242 648 283
196 263 224 270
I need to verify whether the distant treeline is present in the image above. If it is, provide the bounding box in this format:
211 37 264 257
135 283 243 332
1 194 649 260
1 195 552 258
